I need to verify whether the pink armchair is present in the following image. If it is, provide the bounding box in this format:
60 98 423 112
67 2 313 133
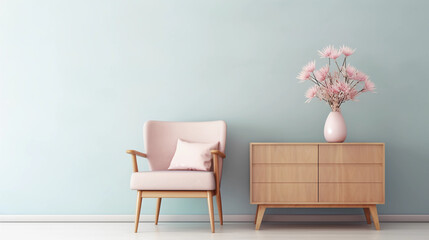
127 120 226 233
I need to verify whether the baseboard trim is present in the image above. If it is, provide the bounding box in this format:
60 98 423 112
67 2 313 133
1 214 428 222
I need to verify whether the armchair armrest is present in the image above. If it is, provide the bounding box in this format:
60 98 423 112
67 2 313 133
210 150 225 195
126 150 147 158
126 149 148 172
210 150 226 159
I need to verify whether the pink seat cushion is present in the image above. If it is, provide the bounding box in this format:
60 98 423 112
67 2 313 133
130 171 216 190
168 139 218 171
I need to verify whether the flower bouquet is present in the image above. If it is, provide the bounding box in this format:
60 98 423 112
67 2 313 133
297 45 375 142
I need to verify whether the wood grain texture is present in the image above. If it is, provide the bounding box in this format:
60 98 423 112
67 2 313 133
252 164 318 183
155 198 161 225
255 205 266 230
252 144 318 164
251 143 383 145
363 208 372 224
254 205 259 224
319 164 383 183
216 192 223 225
140 191 207 198
369 205 381 230
249 143 385 230
259 204 376 208
126 150 147 158
253 203 378 230
211 150 226 158
207 191 215 233
126 150 148 172
252 183 318 203
134 191 142 233
131 154 138 173
212 153 220 196
319 144 384 164
319 183 384 203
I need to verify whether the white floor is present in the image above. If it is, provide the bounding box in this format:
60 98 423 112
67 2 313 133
1 222 428 240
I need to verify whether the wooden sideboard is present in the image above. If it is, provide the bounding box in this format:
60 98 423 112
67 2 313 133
250 143 385 230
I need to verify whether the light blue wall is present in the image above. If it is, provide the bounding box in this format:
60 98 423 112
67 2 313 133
1 0 428 215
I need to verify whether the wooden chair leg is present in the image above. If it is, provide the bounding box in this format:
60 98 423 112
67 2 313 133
155 198 162 225
134 191 143 233
254 204 259 224
369 205 380 230
216 192 223 225
363 208 372 224
255 205 266 230
207 191 215 233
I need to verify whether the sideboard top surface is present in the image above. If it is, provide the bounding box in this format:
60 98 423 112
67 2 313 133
250 142 384 145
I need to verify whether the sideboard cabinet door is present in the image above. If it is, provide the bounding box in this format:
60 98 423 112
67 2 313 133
250 144 318 204
319 144 385 203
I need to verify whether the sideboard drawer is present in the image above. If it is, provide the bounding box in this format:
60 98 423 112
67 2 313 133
252 164 318 182
252 183 318 203
319 164 383 182
319 183 384 203
319 144 384 164
252 144 318 164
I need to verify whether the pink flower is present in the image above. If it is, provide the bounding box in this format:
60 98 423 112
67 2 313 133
346 65 356 78
296 45 375 111
340 45 355 56
302 60 316 72
348 88 359 101
330 83 340 94
315 65 329 81
363 79 376 92
329 48 342 60
332 81 350 94
354 71 368 82
318 45 333 58
305 86 318 103
338 81 350 93
297 70 311 82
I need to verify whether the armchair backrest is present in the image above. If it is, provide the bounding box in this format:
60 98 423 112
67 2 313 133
144 120 227 178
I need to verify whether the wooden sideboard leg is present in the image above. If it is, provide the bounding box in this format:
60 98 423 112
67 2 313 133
369 205 380 230
254 204 259 224
363 208 372 224
255 205 266 230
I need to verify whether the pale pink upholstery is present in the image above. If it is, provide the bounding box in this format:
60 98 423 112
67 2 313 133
143 120 226 179
130 121 226 191
130 171 215 190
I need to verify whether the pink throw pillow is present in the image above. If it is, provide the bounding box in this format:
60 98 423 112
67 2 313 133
168 139 219 171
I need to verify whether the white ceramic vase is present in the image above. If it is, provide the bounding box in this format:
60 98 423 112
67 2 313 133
324 111 347 143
